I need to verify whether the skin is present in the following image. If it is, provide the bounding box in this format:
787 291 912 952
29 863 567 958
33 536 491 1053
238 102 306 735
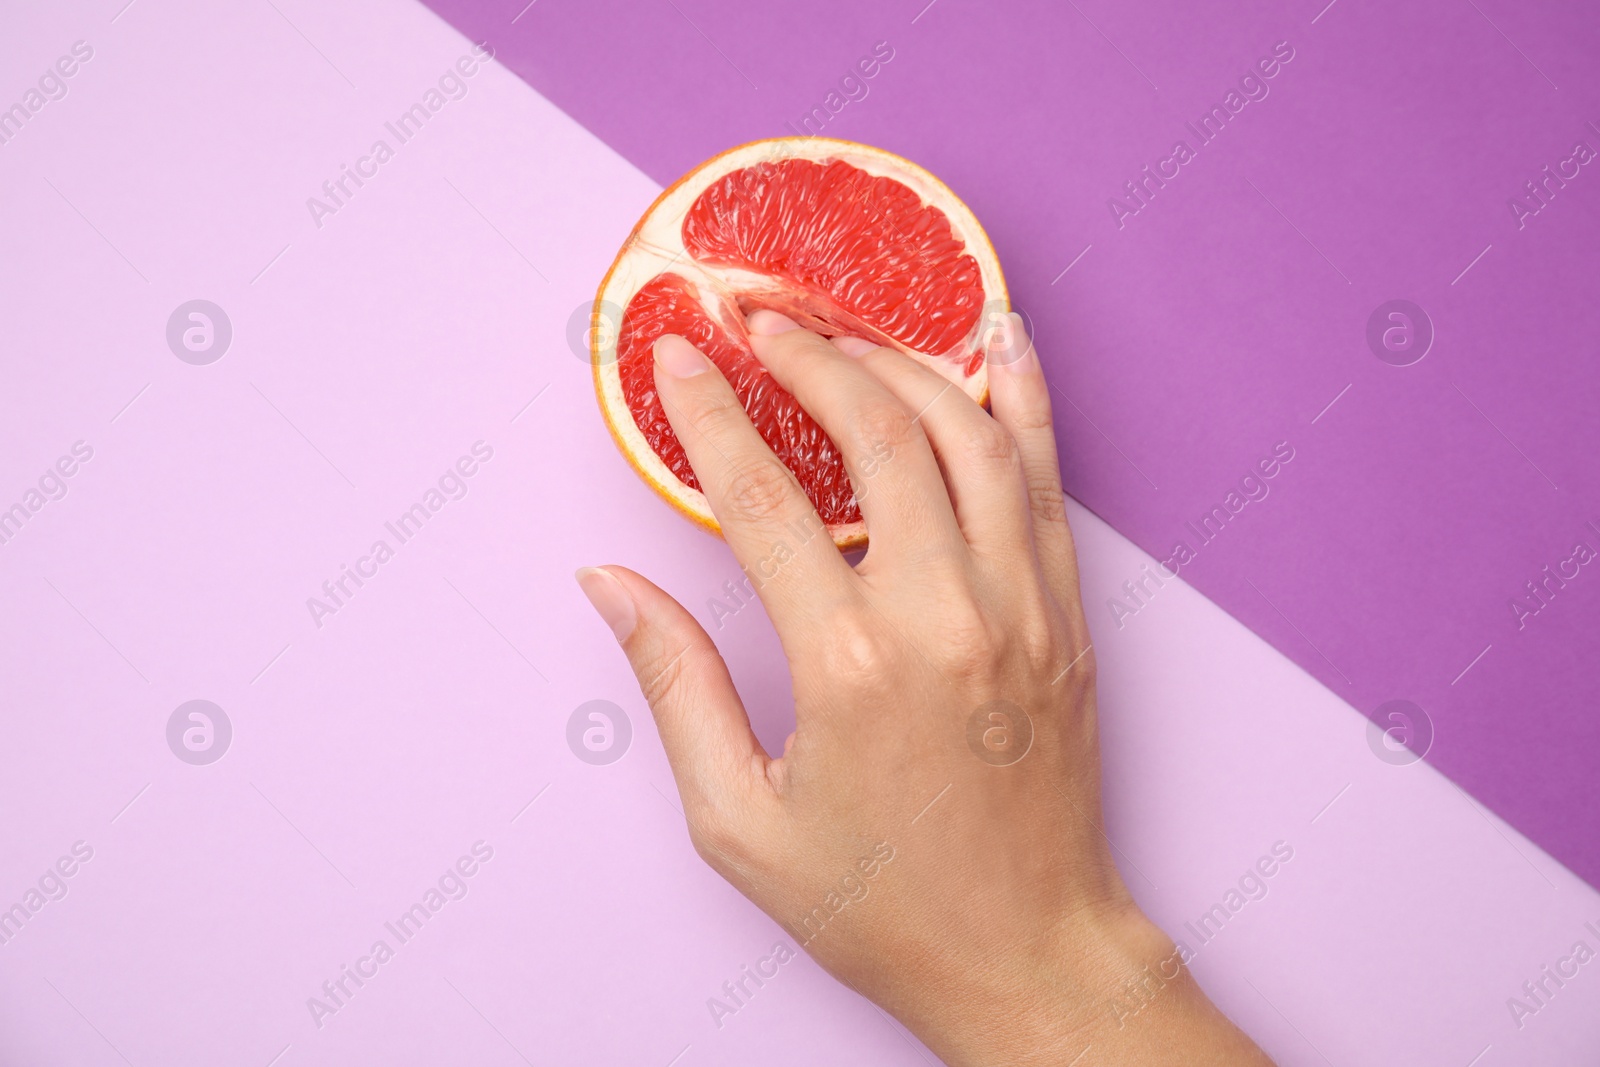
576 310 1274 1065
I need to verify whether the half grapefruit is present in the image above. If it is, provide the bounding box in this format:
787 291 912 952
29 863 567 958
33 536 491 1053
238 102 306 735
591 137 1007 549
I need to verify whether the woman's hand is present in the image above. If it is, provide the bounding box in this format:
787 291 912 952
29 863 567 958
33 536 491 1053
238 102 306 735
576 310 1272 1065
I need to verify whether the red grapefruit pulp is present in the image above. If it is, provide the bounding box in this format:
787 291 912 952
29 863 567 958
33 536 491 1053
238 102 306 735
592 138 1007 548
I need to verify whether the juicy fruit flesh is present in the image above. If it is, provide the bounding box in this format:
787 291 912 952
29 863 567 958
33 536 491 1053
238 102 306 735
619 273 861 524
617 157 986 528
684 159 985 355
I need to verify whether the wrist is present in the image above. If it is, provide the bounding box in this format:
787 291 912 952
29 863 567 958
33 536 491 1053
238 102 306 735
906 900 1270 1067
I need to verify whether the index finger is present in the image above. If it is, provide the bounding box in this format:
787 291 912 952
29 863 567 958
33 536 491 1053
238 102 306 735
651 333 857 633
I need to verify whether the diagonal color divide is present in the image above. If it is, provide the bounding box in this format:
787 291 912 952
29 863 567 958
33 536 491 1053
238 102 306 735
421 0 1600 890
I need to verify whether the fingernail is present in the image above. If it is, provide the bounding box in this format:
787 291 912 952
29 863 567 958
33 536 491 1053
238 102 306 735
1009 314 1038 369
747 309 802 336
576 567 636 642
991 313 1036 371
654 334 708 378
833 336 877 358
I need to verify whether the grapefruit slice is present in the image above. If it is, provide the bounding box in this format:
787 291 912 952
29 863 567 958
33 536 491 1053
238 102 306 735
591 137 1007 549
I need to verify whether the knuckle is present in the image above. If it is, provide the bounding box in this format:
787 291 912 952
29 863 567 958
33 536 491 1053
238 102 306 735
1007 397 1056 435
954 421 1020 469
935 602 999 679
1028 481 1069 525
1050 627 1097 691
687 802 764 880
638 642 693 706
1022 631 1057 676
850 402 917 459
818 609 896 693
1017 604 1063 673
690 388 749 432
723 461 797 526
1062 644 1098 691
688 809 738 861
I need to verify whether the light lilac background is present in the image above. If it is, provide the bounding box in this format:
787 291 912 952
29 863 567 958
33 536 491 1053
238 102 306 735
424 0 1600 891
0 1 1597 1065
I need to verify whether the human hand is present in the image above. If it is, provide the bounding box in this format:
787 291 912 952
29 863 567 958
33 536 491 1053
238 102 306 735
576 310 1272 1065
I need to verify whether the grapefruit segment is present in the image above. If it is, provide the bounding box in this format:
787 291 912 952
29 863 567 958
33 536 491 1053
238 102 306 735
616 272 861 528
593 137 1007 549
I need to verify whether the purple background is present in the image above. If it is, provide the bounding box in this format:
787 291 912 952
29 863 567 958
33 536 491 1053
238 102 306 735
423 0 1600 888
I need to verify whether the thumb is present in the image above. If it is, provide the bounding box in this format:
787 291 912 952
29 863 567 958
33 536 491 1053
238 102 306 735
575 565 772 823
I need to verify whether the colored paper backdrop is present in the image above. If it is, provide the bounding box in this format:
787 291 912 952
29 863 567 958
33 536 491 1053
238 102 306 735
1 1 1597 1064
421 0 1600 889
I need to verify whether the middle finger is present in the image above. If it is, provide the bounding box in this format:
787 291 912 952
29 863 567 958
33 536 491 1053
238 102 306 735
745 310 966 564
